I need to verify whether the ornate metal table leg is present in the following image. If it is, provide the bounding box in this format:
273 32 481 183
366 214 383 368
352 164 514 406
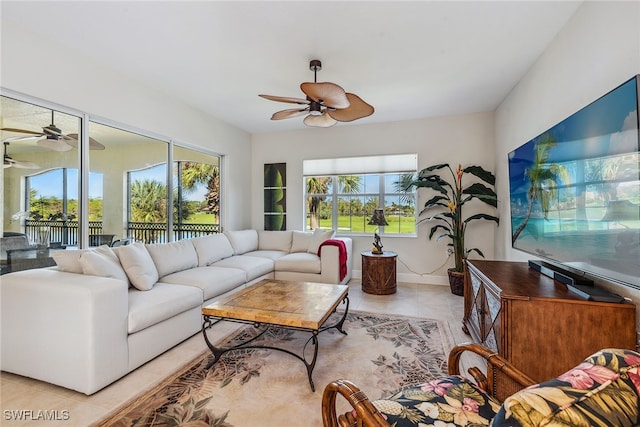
334 296 350 334
303 332 320 392
319 295 350 335
201 316 268 368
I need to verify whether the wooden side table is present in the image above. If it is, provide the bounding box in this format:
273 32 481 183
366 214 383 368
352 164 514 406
361 251 397 295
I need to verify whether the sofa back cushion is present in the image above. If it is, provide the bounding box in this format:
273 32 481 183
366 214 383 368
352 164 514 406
146 239 198 278
307 228 336 254
79 245 129 282
117 243 159 291
258 230 293 252
290 231 313 253
224 229 258 255
191 234 234 266
52 249 88 273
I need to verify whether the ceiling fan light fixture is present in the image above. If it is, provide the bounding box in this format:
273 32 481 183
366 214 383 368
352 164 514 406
259 59 373 127
309 101 323 116
303 110 337 128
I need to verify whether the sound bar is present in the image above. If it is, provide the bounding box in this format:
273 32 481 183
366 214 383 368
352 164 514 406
528 260 594 286
528 260 625 303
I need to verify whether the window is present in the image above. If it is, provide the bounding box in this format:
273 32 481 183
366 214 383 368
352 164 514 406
173 145 221 240
303 155 417 235
25 168 104 246
2 93 222 255
127 155 220 244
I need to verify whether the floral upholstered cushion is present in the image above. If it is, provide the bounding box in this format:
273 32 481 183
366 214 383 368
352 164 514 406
371 375 501 426
491 348 640 427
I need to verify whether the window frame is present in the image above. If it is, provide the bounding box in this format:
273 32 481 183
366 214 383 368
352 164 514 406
2 88 224 248
303 164 417 237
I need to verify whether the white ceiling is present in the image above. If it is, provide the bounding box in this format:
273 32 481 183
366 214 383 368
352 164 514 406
1 1 583 135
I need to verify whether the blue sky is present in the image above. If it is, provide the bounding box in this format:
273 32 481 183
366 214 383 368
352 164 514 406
30 164 207 201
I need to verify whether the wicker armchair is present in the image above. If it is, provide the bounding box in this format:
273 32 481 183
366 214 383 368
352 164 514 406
321 343 536 427
322 344 640 427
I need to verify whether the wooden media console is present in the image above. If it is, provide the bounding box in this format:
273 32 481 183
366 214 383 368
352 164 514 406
463 260 637 382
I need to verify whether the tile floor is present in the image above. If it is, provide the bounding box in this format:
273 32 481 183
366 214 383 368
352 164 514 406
0 280 469 426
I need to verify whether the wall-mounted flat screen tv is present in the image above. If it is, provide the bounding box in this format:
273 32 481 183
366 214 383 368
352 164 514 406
508 75 639 289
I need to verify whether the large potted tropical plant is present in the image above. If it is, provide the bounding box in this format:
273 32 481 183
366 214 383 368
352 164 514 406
403 163 499 295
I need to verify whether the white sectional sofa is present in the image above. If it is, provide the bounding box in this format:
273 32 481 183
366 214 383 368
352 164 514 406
0 229 352 395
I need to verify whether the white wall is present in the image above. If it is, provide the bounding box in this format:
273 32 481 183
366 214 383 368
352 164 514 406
1 21 253 231
495 1 640 302
252 112 496 284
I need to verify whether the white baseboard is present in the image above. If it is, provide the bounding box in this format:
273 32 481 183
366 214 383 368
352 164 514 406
352 270 449 287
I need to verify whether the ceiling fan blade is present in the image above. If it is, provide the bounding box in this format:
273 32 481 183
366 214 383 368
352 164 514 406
3 156 39 169
12 159 40 169
271 108 310 120
37 138 74 152
327 93 375 122
303 110 338 128
259 94 310 105
1 127 44 136
1 135 43 144
300 82 350 109
65 133 106 150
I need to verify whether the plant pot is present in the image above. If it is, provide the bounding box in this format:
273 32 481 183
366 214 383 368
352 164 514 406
447 268 465 296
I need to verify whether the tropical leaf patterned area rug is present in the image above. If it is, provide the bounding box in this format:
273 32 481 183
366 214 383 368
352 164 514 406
95 310 454 427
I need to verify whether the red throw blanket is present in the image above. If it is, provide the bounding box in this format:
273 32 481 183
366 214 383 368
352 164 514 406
318 239 348 281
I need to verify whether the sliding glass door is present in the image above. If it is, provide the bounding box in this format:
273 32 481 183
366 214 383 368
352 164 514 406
1 96 81 246
1 93 222 272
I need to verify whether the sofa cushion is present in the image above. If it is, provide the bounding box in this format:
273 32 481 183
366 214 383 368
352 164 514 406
159 266 246 300
491 348 640 427
258 230 293 252
245 249 289 261
52 249 89 274
79 245 128 282
307 228 335 254
213 255 273 281
117 243 159 291
145 239 198 278
291 230 313 253
371 375 501 426
275 252 321 274
127 283 203 334
224 229 258 255
191 234 234 266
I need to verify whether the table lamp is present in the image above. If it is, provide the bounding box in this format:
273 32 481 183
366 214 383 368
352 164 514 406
368 208 388 254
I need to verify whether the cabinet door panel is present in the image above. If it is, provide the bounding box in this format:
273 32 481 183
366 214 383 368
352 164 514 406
468 274 484 340
484 288 502 352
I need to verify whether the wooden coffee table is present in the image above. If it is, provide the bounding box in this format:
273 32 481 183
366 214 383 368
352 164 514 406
201 279 349 391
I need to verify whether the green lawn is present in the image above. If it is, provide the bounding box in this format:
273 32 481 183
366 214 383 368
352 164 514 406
315 215 416 234
188 212 416 233
186 213 218 224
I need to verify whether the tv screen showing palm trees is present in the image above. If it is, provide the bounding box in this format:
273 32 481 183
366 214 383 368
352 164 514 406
508 75 639 289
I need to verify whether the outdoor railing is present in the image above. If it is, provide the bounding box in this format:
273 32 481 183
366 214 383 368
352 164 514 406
24 220 103 246
128 222 220 244
23 220 219 246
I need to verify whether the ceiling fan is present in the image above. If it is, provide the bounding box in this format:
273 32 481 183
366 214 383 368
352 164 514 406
3 141 39 169
1 111 105 151
259 59 374 128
